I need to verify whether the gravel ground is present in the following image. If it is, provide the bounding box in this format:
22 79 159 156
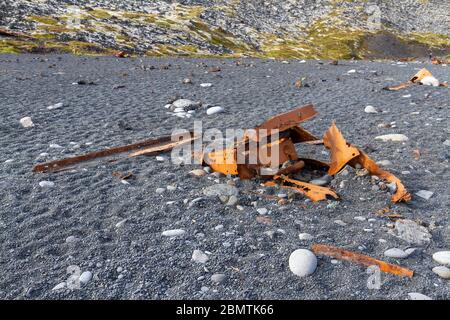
0 54 449 300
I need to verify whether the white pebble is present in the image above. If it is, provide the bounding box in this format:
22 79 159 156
364 106 378 113
20 116 34 128
192 250 209 264
384 248 415 259
200 83 213 87
47 102 65 110
415 190 434 200
334 220 347 227
257 208 268 215
289 249 317 277
52 282 66 291
39 181 54 188
206 106 224 115
298 233 314 241
375 134 409 142
79 271 93 285
432 266 450 279
162 229 186 237
432 251 450 265
156 156 166 162
408 292 432 300
115 219 127 229
420 76 439 87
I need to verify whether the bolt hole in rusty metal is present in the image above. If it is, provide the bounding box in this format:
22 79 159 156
33 104 410 204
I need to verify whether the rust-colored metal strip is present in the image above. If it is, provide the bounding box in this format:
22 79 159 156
289 126 319 143
312 244 414 278
275 176 339 202
349 151 411 203
255 104 317 133
128 135 198 158
33 135 175 173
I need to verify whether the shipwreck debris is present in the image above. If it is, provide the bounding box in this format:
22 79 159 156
384 68 448 91
311 244 414 278
33 104 410 203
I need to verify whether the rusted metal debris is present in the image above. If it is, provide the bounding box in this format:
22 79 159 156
384 68 448 91
312 244 414 278
33 104 410 203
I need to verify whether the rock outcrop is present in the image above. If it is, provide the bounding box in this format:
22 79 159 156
1 0 449 58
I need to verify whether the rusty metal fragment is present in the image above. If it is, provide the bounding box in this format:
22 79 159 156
323 122 411 203
384 68 448 91
275 175 339 202
312 244 414 278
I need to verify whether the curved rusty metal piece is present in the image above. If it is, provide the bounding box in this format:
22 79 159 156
323 122 360 175
274 175 339 202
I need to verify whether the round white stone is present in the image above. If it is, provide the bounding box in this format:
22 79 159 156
364 106 378 113
288 249 317 277
375 134 409 142
20 116 34 128
408 292 432 300
192 250 209 264
432 266 450 279
432 251 450 265
298 233 314 241
420 76 439 87
79 271 93 285
206 106 224 115
384 248 411 259
39 181 54 188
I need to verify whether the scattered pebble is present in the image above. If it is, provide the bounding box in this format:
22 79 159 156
192 250 209 264
443 139 450 147
334 220 347 227
288 249 317 277
52 282 66 291
298 233 314 241
79 271 93 285
211 273 226 284
310 175 332 186
257 208 268 215
391 219 431 245
47 102 65 110
376 160 392 167
200 83 212 87
384 248 415 259
364 105 378 113
65 236 78 243
156 187 165 194
161 229 186 237
49 143 63 149
432 266 450 279
206 106 224 115
420 76 439 87
190 169 206 177
156 156 166 162
39 181 54 188
375 134 409 142
115 219 127 229
354 216 366 222
20 116 34 128
415 190 434 200
432 251 450 265
408 292 432 300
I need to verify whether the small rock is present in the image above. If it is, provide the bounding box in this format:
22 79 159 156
257 208 268 215
211 273 226 284
376 160 392 167
375 134 409 142
192 250 209 264
310 175 332 186
226 195 238 206
347 69 356 74
171 99 198 110
166 185 177 191
52 282 66 291
420 76 439 87
182 78 192 84
156 156 166 162
206 106 225 115
203 184 238 197
298 233 314 241
408 292 432 300
115 219 127 229
288 249 317 277
190 169 206 177
432 251 450 265
39 181 54 188
49 143 63 149
65 236 78 243
415 190 434 200
384 248 415 259
47 102 65 110
162 229 186 237
391 219 431 245
354 216 366 222
200 83 212 87
334 220 347 227
364 105 378 113
79 271 93 285
443 139 450 147
432 266 450 279
20 116 34 128
155 188 165 194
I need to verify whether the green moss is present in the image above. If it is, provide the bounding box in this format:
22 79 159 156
406 32 450 48
89 9 112 20
26 15 59 25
